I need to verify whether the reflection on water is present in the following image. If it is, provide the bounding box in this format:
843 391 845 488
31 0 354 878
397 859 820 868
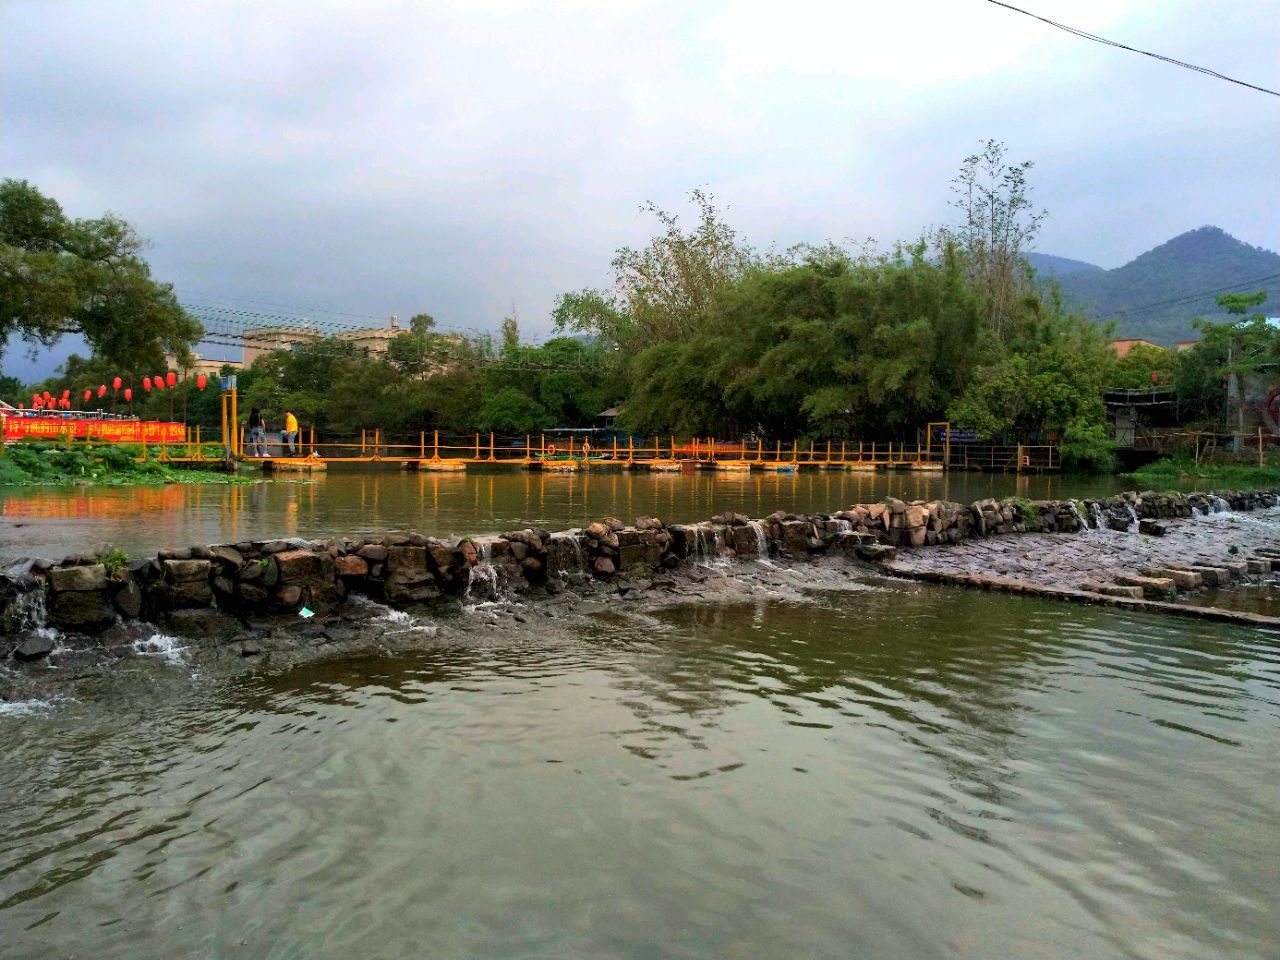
1 585 1277 959
0 466 1132 559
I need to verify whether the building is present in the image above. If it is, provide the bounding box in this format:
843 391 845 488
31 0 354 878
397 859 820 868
1175 339 1199 352
1110 338 1164 359
241 326 322 367
165 352 244 376
334 315 402 356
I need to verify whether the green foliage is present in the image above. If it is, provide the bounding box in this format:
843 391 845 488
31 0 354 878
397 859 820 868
0 179 202 370
1110 342 1176 389
1123 457 1280 489
0 441 251 486
1047 226 1280 344
97 547 130 573
474 387 547 434
1059 419 1116 473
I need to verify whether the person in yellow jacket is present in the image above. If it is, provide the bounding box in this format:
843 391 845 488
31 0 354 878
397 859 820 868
283 410 299 456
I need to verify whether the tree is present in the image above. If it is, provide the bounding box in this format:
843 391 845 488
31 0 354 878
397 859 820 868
1111 341 1175 389
553 189 766 350
0 179 202 370
937 140 1045 337
408 312 435 334
501 311 519 355
1187 291 1275 434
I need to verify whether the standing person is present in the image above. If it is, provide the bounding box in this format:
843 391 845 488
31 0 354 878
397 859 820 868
283 409 299 456
247 407 269 458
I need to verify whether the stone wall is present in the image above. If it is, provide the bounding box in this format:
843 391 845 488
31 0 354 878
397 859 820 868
2 489 1276 661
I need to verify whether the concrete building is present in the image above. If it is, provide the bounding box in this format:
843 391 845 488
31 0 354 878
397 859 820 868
334 315 402 356
1110 338 1164 359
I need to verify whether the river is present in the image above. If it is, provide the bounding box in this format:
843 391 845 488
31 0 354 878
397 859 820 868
0 466 1130 560
2 470 1278 958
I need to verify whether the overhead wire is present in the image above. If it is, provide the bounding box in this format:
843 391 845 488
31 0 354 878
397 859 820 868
983 0 1280 97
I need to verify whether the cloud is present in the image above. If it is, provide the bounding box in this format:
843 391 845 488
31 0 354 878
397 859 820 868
3 0 1277 378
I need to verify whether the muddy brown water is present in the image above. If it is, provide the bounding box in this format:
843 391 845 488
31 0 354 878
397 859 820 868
2 470 1278 958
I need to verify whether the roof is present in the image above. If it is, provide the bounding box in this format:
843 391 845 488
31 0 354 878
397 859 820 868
597 406 621 418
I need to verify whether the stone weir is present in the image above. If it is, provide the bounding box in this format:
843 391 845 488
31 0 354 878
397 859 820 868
3 488 1279 667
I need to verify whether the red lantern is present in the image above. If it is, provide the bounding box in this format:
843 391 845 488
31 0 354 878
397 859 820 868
61 398 70 409
166 371 176 388
154 374 164 391
112 376 122 390
143 377 152 391
33 396 42 408
97 384 107 398
83 389 91 402
61 389 70 400
124 388 133 402
197 374 207 390
43 391 51 402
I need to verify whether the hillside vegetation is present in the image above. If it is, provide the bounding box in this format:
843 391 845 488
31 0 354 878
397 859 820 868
1031 227 1279 344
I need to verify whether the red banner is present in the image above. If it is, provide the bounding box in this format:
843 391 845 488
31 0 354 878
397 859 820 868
2 416 186 443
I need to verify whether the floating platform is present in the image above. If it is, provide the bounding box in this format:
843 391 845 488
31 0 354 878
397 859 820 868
641 460 684 473
897 462 944 472
261 457 328 473
759 461 799 473
416 460 468 472
712 460 753 472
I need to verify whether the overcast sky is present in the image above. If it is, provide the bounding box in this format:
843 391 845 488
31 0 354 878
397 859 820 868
3 0 1277 377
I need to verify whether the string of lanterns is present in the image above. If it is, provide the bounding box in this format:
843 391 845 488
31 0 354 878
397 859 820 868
27 372 209 411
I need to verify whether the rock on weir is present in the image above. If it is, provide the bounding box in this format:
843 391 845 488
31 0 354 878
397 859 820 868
2 489 1278 663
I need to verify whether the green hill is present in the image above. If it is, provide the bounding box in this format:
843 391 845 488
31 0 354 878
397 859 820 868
1031 227 1279 344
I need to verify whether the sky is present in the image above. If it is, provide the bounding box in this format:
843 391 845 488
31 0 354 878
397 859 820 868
2 0 1278 378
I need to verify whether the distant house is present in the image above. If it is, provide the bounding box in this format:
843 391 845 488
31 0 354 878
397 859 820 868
594 406 621 429
1174 339 1199 352
1110 338 1164 359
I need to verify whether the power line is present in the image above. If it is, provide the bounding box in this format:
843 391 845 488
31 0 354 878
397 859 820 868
984 0 1280 97
1096 272 1278 321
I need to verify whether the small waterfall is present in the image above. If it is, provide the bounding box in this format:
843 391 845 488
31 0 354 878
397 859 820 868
693 526 723 564
1125 502 1140 532
3 587 47 633
1089 502 1105 529
1210 495 1231 514
833 518 853 534
550 532 588 578
465 540 499 602
748 520 769 557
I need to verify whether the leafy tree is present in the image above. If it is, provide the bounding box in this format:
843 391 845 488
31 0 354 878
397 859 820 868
1184 291 1275 433
1110 341 1174 389
936 140 1045 337
474 387 547 434
0 179 202 370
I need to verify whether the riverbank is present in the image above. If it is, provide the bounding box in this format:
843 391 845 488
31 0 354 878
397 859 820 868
3 487 1279 702
1123 457 1280 489
0 441 248 486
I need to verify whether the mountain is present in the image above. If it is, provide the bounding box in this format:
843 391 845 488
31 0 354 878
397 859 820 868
1024 252 1104 277
1030 227 1280 344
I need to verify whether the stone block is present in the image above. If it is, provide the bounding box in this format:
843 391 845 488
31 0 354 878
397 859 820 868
1113 573 1176 600
334 555 369 578
1139 566 1201 590
113 580 144 618
357 543 389 562
164 559 211 583
48 589 115 629
49 564 107 592
273 549 330 583
387 546 428 575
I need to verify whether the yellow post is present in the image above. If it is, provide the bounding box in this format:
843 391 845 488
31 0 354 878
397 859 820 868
475 432 480 460
741 438 746 461
670 435 676 461
420 432 426 459
709 436 715 462
569 435 575 458
526 434 531 461
1016 444 1024 474
826 439 831 463
840 440 846 463
229 387 238 459
792 439 798 463
489 432 495 461
310 425 316 456
375 429 382 459
434 429 440 460
540 433 546 459
628 436 634 461
361 429 366 457
612 436 618 459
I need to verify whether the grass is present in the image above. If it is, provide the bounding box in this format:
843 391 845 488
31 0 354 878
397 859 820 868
0 441 254 486
1122 457 1280 489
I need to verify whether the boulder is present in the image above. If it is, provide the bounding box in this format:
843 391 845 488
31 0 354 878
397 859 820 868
49 589 115 629
273 549 329 583
113 580 144 618
13 634 56 661
592 556 616 577
334 555 369 578
210 545 245 568
163 559 211 583
356 543 389 562
49 564 107 592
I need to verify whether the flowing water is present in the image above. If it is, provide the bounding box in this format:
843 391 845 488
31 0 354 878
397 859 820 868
2 471 1279 958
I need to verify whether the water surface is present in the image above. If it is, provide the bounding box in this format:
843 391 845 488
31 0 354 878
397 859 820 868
2 583 1277 959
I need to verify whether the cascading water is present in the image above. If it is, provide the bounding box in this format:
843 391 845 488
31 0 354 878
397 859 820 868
3 587 47 633
1125 502 1140 532
833 518 853 534
550 532 588 579
132 633 188 662
465 540 499 603
748 520 770 559
1089 502 1105 529
1210 495 1231 514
